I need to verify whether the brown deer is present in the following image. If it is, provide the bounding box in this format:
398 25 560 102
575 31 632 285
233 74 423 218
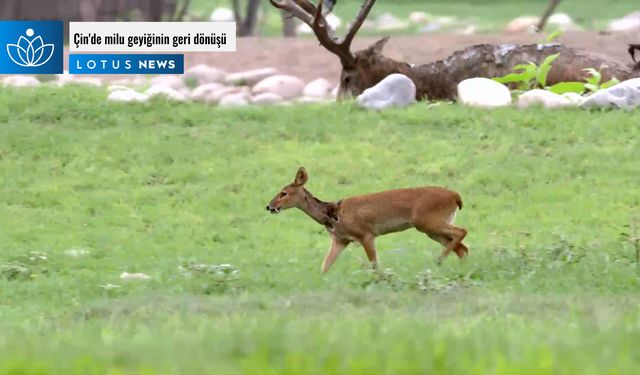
270 0 640 101
266 167 468 274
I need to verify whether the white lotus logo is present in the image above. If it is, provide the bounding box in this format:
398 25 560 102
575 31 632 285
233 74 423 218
6 28 55 67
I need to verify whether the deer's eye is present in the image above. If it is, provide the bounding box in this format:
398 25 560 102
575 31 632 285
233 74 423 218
279 192 287 198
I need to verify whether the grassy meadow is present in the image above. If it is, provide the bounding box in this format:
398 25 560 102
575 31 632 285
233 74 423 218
1 85 640 374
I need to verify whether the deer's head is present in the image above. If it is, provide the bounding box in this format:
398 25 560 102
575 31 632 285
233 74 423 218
266 167 309 214
270 0 411 98
339 37 415 98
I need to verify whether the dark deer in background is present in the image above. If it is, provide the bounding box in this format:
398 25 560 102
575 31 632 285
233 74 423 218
270 0 640 101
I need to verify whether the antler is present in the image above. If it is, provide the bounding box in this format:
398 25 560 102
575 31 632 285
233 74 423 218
269 0 377 66
629 44 640 63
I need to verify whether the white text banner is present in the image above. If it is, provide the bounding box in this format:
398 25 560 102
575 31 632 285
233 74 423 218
69 22 236 52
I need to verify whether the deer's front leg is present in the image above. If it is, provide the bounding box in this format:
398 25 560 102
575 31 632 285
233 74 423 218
360 235 378 270
321 237 349 274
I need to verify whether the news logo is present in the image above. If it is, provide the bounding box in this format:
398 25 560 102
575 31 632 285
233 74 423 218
69 54 184 74
0 21 63 74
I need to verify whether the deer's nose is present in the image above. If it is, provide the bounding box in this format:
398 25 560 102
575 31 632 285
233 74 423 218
265 206 270 211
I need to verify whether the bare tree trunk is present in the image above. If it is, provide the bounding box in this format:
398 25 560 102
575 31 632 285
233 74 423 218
79 0 103 21
149 0 165 21
0 0 18 19
173 0 191 21
232 0 242 23
234 0 261 36
257 1 267 35
281 12 296 37
243 0 260 36
537 0 562 32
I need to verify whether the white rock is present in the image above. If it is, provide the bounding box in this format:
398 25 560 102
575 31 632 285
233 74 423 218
296 23 313 34
64 248 89 257
562 92 586 106
2 76 40 87
608 12 640 32
107 89 149 103
150 75 184 90
303 78 333 98
71 77 102 87
517 89 573 109
504 15 540 33
252 74 305 100
409 11 431 24
112 76 147 87
376 12 409 31
99 283 121 290
225 68 278 87
608 18 640 32
356 74 416 110
435 16 456 25
108 85 129 92
190 83 225 101
184 64 225 84
145 84 187 101
219 92 249 106
345 19 376 32
547 13 578 30
210 7 234 22
581 78 640 110
251 92 283 105
326 14 342 29
298 96 330 103
54 72 75 86
418 23 442 33
457 78 512 108
203 86 250 104
457 24 478 35
120 272 151 280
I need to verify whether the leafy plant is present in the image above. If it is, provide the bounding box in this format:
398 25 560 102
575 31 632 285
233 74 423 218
547 68 619 94
544 30 564 43
493 53 560 92
546 81 586 94
495 54 621 96
583 68 620 92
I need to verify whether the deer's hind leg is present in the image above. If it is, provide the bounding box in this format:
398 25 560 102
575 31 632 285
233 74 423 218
414 209 468 265
420 225 468 264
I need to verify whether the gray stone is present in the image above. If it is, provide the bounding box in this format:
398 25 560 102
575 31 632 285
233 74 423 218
517 89 574 109
356 74 416 110
581 78 640 110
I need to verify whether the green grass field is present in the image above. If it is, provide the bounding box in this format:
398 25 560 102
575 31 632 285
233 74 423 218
1 85 640 374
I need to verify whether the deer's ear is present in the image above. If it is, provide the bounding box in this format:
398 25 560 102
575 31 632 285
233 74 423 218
293 167 308 186
365 37 390 57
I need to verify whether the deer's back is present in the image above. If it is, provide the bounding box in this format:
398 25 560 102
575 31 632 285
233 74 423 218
335 187 460 237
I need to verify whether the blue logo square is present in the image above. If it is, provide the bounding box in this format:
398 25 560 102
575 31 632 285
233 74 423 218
0 21 63 74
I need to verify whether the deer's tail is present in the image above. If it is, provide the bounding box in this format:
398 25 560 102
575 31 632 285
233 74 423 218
455 193 463 210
